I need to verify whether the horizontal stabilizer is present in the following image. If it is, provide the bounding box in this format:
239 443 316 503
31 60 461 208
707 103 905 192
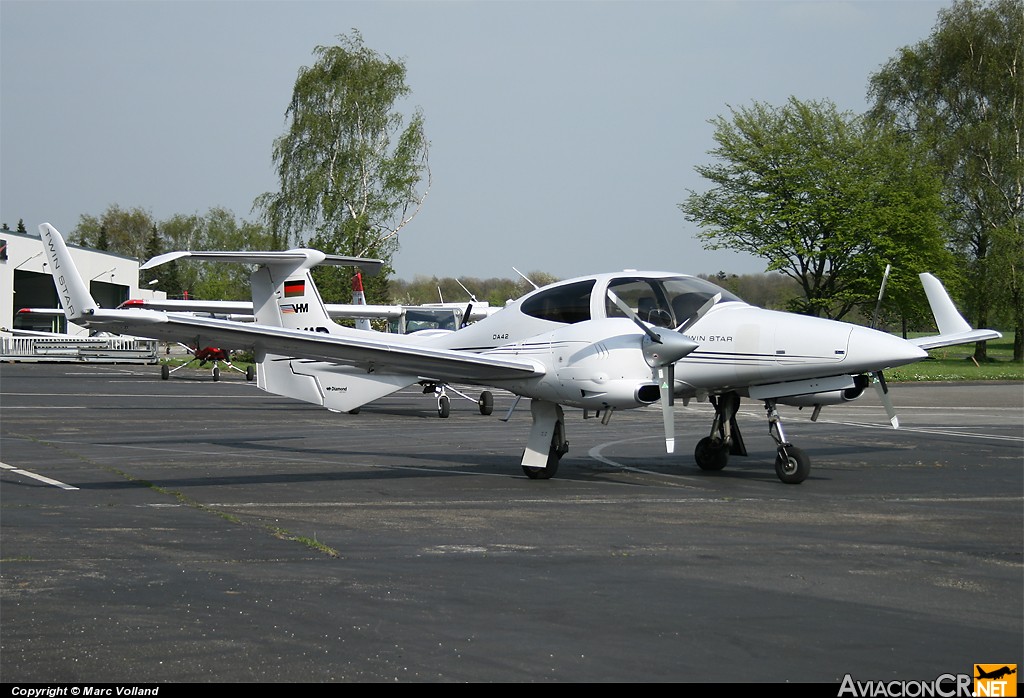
142 249 384 275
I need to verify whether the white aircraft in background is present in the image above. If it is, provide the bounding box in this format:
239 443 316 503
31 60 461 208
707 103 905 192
39 222 1000 484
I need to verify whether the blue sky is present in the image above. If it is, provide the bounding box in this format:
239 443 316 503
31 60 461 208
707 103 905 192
1 0 950 281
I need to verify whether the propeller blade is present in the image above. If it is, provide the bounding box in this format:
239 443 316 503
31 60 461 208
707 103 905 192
870 264 891 329
676 293 721 333
608 290 662 344
873 370 899 428
659 363 676 453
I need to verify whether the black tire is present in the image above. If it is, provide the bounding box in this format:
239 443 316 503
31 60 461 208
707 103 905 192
522 423 564 479
212 366 220 382
694 436 729 471
478 391 494 416
161 364 169 380
523 451 559 479
246 365 255 382
348 408 360 415
774 446 810 484
437 394 451 418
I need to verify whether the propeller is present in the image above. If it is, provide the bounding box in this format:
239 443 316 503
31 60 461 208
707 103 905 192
872 370 899 428
608 290 701 452
870 265 899 429
677 293 720 333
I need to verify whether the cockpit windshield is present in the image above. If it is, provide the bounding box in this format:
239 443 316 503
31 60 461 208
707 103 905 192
605 276 743 328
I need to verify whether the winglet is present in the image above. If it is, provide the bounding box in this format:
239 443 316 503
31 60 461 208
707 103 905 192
919 273 972 335
38 223 99 320
912 273 1001 350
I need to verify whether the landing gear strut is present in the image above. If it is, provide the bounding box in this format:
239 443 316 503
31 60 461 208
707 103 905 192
693 392 809 484
765 399 810 484
521 400 568 479
693 391 746 471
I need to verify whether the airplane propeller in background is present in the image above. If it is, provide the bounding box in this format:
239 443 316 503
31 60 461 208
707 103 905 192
607 290 702 452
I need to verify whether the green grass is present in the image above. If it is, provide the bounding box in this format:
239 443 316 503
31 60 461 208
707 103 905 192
888 336 1023 382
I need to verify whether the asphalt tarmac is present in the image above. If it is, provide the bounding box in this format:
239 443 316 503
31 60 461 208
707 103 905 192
1 362 1021 683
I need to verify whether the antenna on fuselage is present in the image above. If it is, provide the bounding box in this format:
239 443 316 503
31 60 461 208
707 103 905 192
512 267 539 291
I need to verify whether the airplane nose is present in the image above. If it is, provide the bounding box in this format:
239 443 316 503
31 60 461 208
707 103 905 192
848 326 927 370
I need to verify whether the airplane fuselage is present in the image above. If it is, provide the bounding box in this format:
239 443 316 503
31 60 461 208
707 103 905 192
428 272 925 409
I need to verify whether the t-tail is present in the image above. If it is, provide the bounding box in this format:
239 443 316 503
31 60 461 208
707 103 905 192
143 247 415 412
247 255 415 412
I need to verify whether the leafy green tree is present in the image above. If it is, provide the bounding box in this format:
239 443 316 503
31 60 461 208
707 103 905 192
255 30 430 304
72 205 155 259
157 207 277 300
867 0 1024 360
680 97 953 321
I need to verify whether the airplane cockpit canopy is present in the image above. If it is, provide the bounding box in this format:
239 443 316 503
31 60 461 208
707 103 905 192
605 276 743 328
519 274 743 326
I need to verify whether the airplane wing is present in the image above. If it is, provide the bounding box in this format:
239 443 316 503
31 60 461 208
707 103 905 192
119 299 254 314
102 310 545 383
908 328 1002 351
120 298 408 321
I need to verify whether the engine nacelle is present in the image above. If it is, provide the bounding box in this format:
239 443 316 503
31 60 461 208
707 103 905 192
776 375 869 407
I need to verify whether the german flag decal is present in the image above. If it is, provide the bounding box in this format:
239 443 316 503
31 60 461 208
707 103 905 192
284 280 305 298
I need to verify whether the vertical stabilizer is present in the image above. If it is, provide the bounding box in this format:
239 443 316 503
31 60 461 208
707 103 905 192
37 223 99 320
249 255 414 410
351 272 372 331
250 254 341 336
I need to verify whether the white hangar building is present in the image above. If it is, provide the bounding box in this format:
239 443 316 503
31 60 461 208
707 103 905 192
0 228 167 363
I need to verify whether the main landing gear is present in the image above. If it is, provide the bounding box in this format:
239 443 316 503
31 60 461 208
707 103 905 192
421 383 494 418
521 400 568 479
693 391 810 484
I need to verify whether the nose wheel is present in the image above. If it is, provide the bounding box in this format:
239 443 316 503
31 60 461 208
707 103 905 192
766 399 810 484
774 445 810 484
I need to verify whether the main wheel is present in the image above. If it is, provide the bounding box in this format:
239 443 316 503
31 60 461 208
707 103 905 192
523 451 559 480
160 364 169 380
694 436 729 471
437 394 451 418
212 365 220 382
478 391 494 416
246 365 255 382
522 423 565 480
774 445 810 484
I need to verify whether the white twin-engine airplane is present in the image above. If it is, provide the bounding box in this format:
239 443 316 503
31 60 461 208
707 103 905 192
39 223 1000 484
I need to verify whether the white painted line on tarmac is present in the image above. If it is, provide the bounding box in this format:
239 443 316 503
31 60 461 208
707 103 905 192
0 461 79 490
